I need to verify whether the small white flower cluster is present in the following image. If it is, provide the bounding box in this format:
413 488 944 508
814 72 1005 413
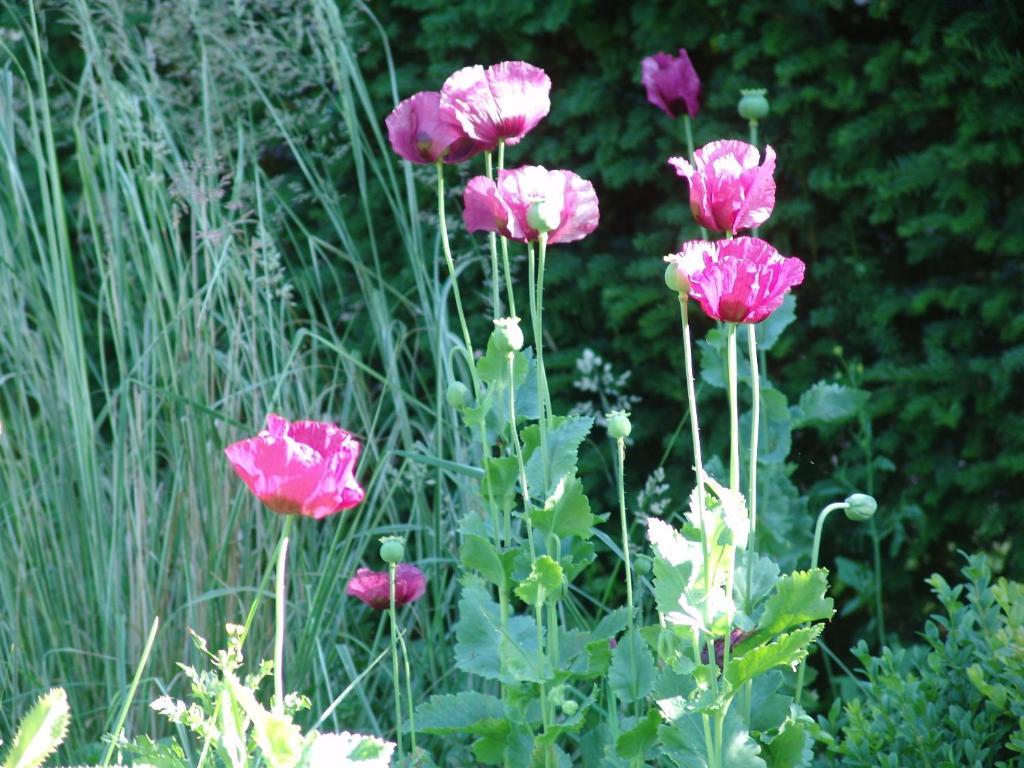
636 467 671 520
570 348 641 428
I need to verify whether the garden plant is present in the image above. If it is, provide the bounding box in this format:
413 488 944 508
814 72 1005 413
1 2 1022 768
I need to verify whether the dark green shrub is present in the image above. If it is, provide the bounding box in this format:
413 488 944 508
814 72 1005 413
816 554 1024 767
375 0 1024 632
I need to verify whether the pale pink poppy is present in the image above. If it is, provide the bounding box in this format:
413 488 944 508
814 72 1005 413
385 91 485 165
669 140 776 234
668 237 805 324
346 564 427 610
225 414 364 519
441 61 551 147
463 165 599 245
642 49 701 119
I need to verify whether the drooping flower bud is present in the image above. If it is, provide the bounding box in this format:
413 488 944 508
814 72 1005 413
606 410 632 440
491 316 524 354
844 493 878 522
379 535 406 565
526 197 562 234
446 380 471 409
738 88 770 122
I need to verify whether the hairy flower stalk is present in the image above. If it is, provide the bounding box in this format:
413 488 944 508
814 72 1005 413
273 532 289 715
388 564 404 761
484 151 502 319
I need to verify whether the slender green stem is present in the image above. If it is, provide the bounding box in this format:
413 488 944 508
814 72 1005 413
496 140 516 316
100 616 159 767
508 353 537 563
862 416 886 647
678 298 718 764
536 235 552 423
436 162 474 357
722 323 740 671
615 437 640 719
388 564 405 761
199 515 293 768
746 324 760 585
396 627 417 756
485 151 501 319
273 531 290 714
506 350 549 764
727 324 740 495
743 324 760 722
748 120 759 153
794 501 850 705
527 242 549 493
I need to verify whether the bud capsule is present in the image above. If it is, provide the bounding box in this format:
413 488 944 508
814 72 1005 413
634 554 652 576
738 88 770 121
844 493 878 522
491 316 524 354
379 535 406 565
606 410 632 440
446 380 471 409
560 700 579 717
526 198 562 233
664 261 690 294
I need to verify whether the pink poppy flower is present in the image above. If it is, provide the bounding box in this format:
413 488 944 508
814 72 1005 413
669 140 776 234
463 165 599 245
385 91 485 165
642 49 701 119
668 237 805 324
346 564 427 610
440 61 551 147
225 413 365 520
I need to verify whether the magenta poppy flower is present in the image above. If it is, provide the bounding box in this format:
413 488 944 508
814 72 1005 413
669 140 776 234
463 165 599 245
225 413 365 520
385 91 485 165
669 237 805 324
346 564 427 610
642 49 701 119
440 61 551 147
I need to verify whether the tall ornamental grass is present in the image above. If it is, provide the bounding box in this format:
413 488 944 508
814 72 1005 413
0 0 468 751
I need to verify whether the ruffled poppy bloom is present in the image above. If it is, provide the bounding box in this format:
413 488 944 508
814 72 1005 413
642 49 701 119
669 140 776 234
667 237 805 324
346 564 427 610
441 61 551 147
225 413 365 520
463 165 599 244
385 91 485 165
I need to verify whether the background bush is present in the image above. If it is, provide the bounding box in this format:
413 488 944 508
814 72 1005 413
374 0 1024 632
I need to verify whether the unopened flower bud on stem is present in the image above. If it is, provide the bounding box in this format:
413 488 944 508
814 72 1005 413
446 380 471 409
606 410 632 440
379 535 406 565
491 316 524 353
738 88 770 122
664 261 690 294
844 493 878 522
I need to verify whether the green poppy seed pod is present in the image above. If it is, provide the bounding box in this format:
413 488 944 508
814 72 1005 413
446 380 471 409
664 261 689 294
491 316 524 354
844 493 878 522
634 554 652 576
379 535 406 565
526 197 562 234
560 699 579 717
738 88 770 122
606 410 632 439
